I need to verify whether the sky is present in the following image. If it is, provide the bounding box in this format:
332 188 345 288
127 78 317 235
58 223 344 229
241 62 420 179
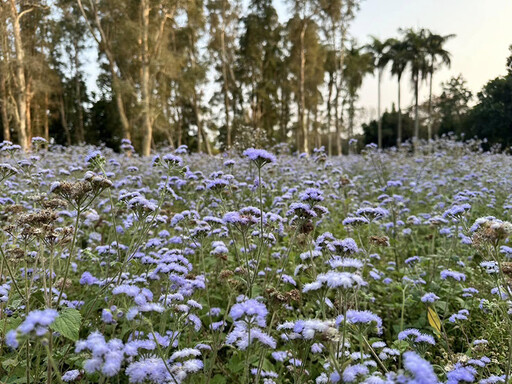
83 0 512 123
318 0 512 120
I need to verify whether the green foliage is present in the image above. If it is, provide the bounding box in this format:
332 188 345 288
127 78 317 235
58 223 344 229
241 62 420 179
50 308 82 342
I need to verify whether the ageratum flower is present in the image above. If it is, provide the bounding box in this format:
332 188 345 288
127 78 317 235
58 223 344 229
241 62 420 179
277 319 334 341
303 271 366 293
480 375 506 384
337 310 383 334
226 322 276 350
62 370 80 382
328 257 364 269
243 148 276 167
75 332 124 377
223 211 258 228
6 309 58 348
299 188 324 202
85 150 105 167
449 309 469 323
421 292 440 303
403 351 439 384
342 216 370 226
229 298 268 327
446 363 477 384
480 261 499 274
326 238 359 255
398 329 435 345
440 270 466 281
355 207 389 221
342 364 369 383
0 163 19 180
442 204 471 220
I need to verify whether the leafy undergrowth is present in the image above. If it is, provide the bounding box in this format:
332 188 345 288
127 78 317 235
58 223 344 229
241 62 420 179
0 138 511 384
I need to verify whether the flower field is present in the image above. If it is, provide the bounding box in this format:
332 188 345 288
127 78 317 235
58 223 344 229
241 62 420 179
1 138 512 383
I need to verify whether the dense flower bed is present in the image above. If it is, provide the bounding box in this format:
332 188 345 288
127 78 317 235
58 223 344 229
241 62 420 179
0 138 511 383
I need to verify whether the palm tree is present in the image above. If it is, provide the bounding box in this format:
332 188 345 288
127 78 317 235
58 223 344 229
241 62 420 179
365 36 391 149
425 31 454 142
401 28 428 148
343 44 374 151
386 38 408 146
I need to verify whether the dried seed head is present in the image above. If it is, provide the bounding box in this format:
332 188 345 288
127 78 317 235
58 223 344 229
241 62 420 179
369 236 390 247
18 209 58 227
42 198 68 209
219 270 234 280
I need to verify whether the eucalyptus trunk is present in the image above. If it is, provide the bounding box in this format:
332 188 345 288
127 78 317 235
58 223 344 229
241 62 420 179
220 12 231 149
9 0 29 150
141 0 152 157
326 71 333 156
377 68 382 149
298 22 308 154
0 73 9 142
74 37 85 143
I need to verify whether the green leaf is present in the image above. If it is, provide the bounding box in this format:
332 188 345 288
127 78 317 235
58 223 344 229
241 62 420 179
50 308 81 341
211 375 227 384
1 358 18 370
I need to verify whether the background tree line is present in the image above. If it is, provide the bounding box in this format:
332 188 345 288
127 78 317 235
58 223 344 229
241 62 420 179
0 0 511 155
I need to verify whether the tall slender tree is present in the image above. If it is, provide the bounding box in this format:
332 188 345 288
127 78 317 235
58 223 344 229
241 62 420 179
342 44 373 149
425 30 454 142
401 27 428 148
386 37 408 146
207 0 240 149
365 36 390 149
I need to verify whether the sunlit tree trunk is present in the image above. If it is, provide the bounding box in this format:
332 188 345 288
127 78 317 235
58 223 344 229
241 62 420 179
9 0 29 150
43 92 49 142
0 73 9 142
326 71 333 156
219 4 231 149
26 79 32 142
59 94 71 146
298 21 308 154
140 0 152 157
74 37 84 143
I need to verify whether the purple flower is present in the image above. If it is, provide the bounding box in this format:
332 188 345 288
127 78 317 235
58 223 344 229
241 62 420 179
446 363 476 384
243 148 276 166
85 150 103 165
223 211 258 227
327 238 359 255
356 207 389 220
18 309 59 336
342 216 370 226
344 310 382 334
398 328 435 345
230 299 268 327
449 309 469 323
440 270 466 281
403 351 439 384
343 364 369 383
421 292 440 303
299 188 324 202
62 369 80 382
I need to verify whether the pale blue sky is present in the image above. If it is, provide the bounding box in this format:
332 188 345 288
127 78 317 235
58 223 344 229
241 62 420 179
83 0 512 123
275 0 512 120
